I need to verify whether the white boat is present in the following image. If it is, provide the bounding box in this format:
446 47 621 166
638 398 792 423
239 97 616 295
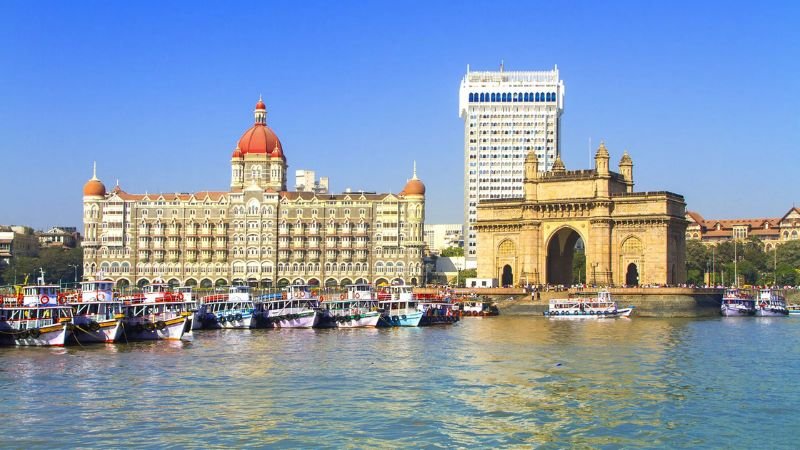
257 284 320 328
789 305 800 317
120 283 194 340
754 289 788 317
376 284 424 327
452 296 500 317
720 288 756 317
319 284 381 328
545 290 633 318
199 285 257 329
69 280 124 343
0 284 73 346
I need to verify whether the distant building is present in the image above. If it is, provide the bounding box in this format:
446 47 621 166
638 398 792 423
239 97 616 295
459 64 565 264
295 169 329 194
423 224 463 254
685 207 800 250
37 226 81 249
0 225 39 264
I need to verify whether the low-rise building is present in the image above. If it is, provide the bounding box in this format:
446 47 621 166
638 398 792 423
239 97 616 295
0 225 39 264
686 207 800 250
36 226 81 248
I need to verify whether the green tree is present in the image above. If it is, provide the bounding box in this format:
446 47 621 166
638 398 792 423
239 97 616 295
440 246 464 257
685 240 709 285
1 247 83 286
572 248 586 284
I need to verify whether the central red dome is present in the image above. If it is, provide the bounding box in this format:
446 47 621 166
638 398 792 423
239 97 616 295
236 124 283 157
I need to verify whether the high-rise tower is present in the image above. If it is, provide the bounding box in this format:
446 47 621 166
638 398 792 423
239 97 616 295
459 64 564 263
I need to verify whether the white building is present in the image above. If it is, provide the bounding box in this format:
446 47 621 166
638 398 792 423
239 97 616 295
423 223 463 254
459 64 565 262
295 169 329 194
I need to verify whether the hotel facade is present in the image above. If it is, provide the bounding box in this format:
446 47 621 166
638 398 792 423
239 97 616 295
82 99 426 288
459 65 565 264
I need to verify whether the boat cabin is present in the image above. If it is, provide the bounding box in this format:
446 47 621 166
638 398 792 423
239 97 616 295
175 286 194 302
228 285 251 302
388 284 414 301
346 283 374 301
22 285 61 307
285 284 314 300
80 281 115 303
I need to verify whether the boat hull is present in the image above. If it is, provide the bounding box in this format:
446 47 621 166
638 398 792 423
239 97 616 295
72 318 124 343
721 305 755 317
122 316 189 341
325 312 381 328
0 323 70 347
379 310 424 327
269 311 319 328
419 314 459 326
755 309 788 317
545 310 629 319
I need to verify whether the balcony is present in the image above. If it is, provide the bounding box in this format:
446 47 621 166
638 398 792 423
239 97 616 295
214 240 227 249
185 228 196 236
199 241 212 250
168 228 180 236
292 251 305 262
278 241 290 249
152 228 164 236
185 241 197 249
278 228 290 236
278 252 290 262
307 227 319 235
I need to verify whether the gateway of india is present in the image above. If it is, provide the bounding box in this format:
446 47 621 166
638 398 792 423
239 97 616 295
476 144 687 287
82 98 426 288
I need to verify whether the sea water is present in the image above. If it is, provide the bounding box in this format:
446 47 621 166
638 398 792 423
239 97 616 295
0 317 797 448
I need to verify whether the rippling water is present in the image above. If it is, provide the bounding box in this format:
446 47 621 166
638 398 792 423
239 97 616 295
1 317 798 448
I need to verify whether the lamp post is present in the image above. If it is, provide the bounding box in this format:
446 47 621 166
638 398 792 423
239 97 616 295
69 264 78 285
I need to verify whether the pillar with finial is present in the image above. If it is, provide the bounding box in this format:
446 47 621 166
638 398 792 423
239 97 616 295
524 150 539 201
619 150 634 193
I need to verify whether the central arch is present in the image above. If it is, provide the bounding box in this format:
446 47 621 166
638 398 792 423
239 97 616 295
625 263 639 286
546 227 583 285
501 265 513 286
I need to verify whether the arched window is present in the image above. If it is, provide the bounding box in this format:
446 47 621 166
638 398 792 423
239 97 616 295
491 93 496 102
621 237 643 255
251 165 263 180
479 93 484 102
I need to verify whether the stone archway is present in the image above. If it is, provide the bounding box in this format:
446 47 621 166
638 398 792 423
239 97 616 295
546 227 582 285
625 263 639 286
501 265 513 286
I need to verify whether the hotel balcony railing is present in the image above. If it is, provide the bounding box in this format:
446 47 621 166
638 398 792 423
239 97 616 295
199 242 212 250
152 229 164 236
214 241 226 249
185 242 196 249
167 229 180 236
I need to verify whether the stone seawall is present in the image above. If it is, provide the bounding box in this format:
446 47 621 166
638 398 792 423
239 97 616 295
495 288 723 318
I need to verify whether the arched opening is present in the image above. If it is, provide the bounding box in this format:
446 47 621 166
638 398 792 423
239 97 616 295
410 277 418 286
259 278 273 288
625 263 639 286
116 279 130 290
546 227 582 286
501 265 513 287
184 278 198 287
167 278 180 287
137 278 149 288
307 278 320 287
200 278 213 288
325 278 338 287
277 278 290 288
355 278 368 284
215 278 227 287
340 278 353 286
375 278 389 287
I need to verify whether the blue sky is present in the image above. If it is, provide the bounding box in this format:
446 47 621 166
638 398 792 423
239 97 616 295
0 1 798 230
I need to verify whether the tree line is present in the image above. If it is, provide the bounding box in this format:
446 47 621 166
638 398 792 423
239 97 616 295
686 239 800 286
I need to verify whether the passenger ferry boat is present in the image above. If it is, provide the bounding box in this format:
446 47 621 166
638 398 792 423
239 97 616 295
0 282 73 346
416 288 460 326
69 281 124 343
720 288 756 316
318 284 381 328
789 304 800 316
121 283 194 340
452 295 500 317
544 290 633 318
754 289 789 317
376 284 424 327
257 284 320 328
199 285 257 329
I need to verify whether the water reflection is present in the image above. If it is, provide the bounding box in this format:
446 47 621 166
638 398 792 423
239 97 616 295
0 317 797 447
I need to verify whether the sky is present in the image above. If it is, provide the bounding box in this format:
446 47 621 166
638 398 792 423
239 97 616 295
0 1 798 230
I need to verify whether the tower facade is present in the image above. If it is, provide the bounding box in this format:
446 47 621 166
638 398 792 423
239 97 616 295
459 64 564 263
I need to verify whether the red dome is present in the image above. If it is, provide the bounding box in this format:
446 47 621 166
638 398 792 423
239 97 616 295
255 98 266 110
403 178 425 196
83 179 106 197
232 147 243 158
237 124 284 157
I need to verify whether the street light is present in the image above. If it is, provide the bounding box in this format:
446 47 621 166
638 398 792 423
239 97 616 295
68 264 78 284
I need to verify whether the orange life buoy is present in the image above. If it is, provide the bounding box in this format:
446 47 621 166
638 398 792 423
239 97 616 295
354 293 360 299
297 291 305 298
340 294 346 300
57 293 67 305
40 295 50 305
177 292 184 301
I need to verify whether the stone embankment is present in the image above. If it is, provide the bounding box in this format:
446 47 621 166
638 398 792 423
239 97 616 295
421 287 725 318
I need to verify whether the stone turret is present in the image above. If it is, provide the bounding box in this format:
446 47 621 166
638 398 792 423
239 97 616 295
551 155 566 175
594 142 610 177
619 150 634 193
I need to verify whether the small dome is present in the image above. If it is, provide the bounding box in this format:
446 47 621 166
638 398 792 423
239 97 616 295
83 179 106 197
255 98 266 110
619 151 633 165
551 156 566 173
271 144 284 159
232 147 243 158
403 178 426 196
595 141 610 158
